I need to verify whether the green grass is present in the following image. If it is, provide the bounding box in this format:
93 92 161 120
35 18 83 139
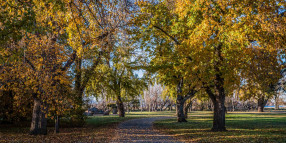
5 111 284 142
86 111 175 127
154 111 286 143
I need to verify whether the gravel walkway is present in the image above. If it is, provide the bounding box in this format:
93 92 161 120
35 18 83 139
111 117 183 143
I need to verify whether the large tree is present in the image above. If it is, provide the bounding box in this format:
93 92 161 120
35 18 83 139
135 0 285 131
1 0 78 135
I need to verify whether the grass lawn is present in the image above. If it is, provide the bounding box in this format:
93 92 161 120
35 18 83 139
154 111 286 143
0 111 175 142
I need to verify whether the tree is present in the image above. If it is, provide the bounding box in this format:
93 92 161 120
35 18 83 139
136 0 285 131
87 62 146 117
0 0 79 135
143 84 163 112
241 48 284 112
67 0 139 121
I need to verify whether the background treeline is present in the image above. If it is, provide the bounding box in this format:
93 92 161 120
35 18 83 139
91 83 286 114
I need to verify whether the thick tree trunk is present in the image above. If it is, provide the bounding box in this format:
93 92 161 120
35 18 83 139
116 95 125 117
258 97 267 112
176 78 187 122
177 98 187 122
257 105 264 112
211 96 226 131
207 44 226 132
30 97 47 135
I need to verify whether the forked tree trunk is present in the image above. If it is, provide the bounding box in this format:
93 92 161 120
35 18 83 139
258 97 268 112
30 97 47 135
116 95 125 117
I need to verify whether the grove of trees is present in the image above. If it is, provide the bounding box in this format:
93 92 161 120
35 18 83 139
0 0 285 135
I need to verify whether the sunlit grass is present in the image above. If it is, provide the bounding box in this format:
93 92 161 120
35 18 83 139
154 111 286 143
86 111 176 126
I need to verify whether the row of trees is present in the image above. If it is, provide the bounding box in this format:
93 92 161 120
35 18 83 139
91 82 285 116
1 0 285 135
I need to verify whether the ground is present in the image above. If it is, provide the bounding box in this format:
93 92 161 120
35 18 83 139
1 111 286 143
112 117 181 143
0 111 173 142
154 111 286 143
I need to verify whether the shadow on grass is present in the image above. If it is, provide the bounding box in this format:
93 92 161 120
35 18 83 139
154 112 286 143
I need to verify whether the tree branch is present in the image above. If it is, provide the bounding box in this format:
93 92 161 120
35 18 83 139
81 51 103 91
153 25 181 45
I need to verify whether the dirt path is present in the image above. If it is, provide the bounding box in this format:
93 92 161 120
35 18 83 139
111 117 182 143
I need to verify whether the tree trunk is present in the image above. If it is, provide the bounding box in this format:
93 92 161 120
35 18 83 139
177 98 187 122
175 105 177 114
30 97 47 135
275 96 279 110
116 95 125 117
55 115 59 133
184 104 188 119
189 103 192 112
232 94 235 112
176 78 187 122
127 102 130 113
184 101 192 119
211 96 226 131
72 57 86 126
258 97 267 112
275 103 279 110
206 44 226 132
